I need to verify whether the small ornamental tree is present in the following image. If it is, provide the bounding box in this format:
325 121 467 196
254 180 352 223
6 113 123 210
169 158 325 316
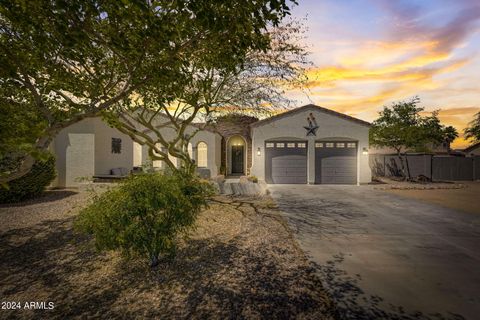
109 19 309 176
464 111 480 143
370 97 458 180
75 172 214 267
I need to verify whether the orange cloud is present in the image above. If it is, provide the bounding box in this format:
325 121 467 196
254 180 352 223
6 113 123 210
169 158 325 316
304 57 469 87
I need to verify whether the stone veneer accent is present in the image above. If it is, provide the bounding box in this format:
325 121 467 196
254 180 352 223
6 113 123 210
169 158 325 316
210 114 258 175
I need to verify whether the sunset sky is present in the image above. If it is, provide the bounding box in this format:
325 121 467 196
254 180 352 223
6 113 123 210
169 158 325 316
287 0 480 149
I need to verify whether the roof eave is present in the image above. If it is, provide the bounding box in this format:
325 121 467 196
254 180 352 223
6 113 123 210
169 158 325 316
250 104 371 128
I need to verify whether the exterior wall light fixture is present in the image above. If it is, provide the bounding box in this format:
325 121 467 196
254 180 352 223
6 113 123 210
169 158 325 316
362 147 369 155
257 147 261 156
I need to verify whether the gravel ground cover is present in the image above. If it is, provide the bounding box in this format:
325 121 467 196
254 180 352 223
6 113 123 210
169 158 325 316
0 189 334 319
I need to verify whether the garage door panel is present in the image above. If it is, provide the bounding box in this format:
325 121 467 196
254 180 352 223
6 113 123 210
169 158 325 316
322 166 356 175
321 176 336 184
322 157 355 165
322 175 356 184
266 142 307 184
272 176 306 184
284 168 307 176
272 157 306 168
315 142 357 185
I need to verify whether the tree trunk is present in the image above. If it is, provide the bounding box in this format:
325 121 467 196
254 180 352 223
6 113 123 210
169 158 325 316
396 151 407 181
150 255 159 268
404 153 412 181
0 135 53 184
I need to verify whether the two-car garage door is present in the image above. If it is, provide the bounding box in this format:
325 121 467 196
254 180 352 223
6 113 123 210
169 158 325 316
265 140 358 184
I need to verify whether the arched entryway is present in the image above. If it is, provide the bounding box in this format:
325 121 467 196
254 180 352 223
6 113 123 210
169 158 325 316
227 135 246 175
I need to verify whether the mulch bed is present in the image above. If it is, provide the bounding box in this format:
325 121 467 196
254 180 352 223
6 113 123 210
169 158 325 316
0 190 334 319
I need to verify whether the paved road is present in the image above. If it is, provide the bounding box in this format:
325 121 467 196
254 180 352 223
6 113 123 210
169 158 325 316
269 185 480 320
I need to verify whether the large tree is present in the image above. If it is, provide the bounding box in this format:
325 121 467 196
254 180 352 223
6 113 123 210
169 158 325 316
464 111 480 143
107 19 309 175
0 0 297 183
370 97 458 180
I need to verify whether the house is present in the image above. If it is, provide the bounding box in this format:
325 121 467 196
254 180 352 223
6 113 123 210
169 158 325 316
464 142 480 157
51 104 372 187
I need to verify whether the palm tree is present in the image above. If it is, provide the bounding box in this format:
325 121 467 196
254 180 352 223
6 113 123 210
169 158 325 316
443 126 458 152
464 112 480 142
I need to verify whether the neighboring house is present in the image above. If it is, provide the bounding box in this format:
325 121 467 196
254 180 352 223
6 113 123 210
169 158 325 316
51 104 372 187
464 142 480 157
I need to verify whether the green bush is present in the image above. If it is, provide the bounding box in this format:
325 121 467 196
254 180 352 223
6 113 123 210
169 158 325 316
75 172 214 267
0 154 56 203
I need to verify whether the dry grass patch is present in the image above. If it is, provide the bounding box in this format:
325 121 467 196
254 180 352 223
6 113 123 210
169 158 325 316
0 191 334 319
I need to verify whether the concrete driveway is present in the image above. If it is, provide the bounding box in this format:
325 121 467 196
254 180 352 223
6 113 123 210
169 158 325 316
269 185 480 320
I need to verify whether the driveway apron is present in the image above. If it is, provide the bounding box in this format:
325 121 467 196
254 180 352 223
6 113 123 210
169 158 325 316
269 184 480 320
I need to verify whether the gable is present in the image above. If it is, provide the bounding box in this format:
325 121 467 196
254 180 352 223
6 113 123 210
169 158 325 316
250 104 371 129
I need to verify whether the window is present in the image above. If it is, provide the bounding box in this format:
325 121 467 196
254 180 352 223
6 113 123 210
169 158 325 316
287 143 295 148
276 143 285 148
197 142 208 167
266 142 274 148
111 138 122 154
336 143 345 148
315 142 324 148
347 142 356 148
297 142 306 148
326 142 334 148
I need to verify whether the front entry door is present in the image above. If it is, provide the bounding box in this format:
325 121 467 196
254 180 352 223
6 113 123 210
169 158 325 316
231 145 244 174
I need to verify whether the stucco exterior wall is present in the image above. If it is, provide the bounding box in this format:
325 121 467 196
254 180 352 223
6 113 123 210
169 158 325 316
53 118 96 187
53 118 135 187
250 107 371 184
137 116 221 177
92 118 134 176
133 142 143 166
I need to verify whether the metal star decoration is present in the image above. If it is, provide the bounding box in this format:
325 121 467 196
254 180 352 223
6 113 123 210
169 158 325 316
304 113 318 136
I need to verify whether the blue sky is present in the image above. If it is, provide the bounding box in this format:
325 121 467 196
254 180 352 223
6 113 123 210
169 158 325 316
287 0 480 147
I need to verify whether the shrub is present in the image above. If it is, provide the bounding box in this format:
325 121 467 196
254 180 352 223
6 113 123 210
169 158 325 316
0 153 56 203
248 175 258 183
75 172 214 267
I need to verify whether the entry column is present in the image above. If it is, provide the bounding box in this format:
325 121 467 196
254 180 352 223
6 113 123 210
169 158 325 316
307 137 316 184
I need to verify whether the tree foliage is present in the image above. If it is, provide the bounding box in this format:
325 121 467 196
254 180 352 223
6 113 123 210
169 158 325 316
75 172 214 267
108 18 310 175
0 0 297 182
0 153 56 203
370 97 458 179
464 111 480 143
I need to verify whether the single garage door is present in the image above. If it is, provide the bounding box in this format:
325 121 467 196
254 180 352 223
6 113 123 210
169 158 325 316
315 141 357 184
265 141 307 184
